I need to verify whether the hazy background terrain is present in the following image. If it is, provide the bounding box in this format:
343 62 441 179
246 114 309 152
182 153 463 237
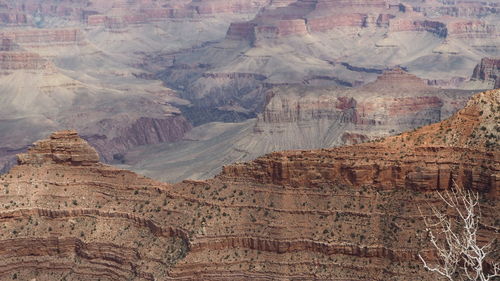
0 0 498 181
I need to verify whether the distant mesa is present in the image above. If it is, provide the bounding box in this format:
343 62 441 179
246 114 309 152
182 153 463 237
362 66 430 90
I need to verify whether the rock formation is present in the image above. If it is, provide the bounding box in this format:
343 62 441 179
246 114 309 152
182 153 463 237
471 57 500 89
17 130 99 166
255 67 473 150
223 89 499 192
0 0 272 28
0 90 498 280
0 14 201 172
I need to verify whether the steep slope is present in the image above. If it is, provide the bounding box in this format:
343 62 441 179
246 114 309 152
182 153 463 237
0 90 498 280
0 39 192 172
0 131 191 280
1 0 498 178
0 21 202 172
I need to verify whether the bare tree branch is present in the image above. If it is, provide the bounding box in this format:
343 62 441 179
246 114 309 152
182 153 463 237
418 182 499 281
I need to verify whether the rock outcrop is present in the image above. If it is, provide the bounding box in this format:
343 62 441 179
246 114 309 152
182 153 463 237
0 51 50 71
471 57 500 89
0 38 51 71
162 0 499 127
0 16 196 172
388 19 448 37
17 130 99 166
0 90 498 280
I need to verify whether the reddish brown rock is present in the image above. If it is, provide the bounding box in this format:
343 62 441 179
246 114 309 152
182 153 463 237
0 91 499 281
308 13 369 32
363 67 430 90
222 90 500 197
17 130 100 166
0 81 498 281
447 20 496 39
341 132 370 145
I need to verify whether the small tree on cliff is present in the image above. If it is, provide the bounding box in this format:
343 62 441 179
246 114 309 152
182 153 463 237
418 183 499 281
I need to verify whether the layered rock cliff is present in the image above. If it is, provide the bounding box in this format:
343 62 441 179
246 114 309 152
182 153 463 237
161 0 499 124
0 131 191 280
17 130 99 166
223 89 499 194
0 0 272 28
0 90 498 280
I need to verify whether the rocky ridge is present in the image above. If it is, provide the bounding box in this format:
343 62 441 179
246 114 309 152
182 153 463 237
222 89 499 194
0 90 498 280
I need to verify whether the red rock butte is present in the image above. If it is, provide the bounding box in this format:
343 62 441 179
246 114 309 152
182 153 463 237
17 130 100 166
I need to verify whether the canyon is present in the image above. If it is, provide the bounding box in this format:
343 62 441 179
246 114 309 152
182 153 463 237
161 0 499 128
0 1 498 181
0 88 497 280
0 2 498 279
0 1 497 279
124 68 477 182
0 0 266 173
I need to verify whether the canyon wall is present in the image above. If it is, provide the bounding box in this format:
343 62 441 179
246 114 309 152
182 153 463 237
0 91 497 280
222 90 499 195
